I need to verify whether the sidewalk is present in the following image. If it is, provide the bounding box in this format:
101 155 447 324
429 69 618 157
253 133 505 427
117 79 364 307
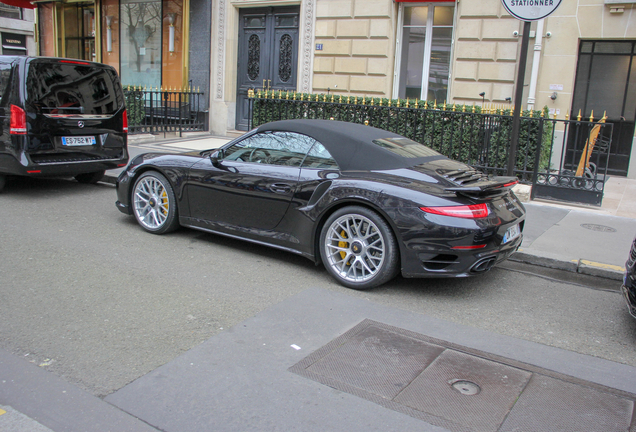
107 133 636 282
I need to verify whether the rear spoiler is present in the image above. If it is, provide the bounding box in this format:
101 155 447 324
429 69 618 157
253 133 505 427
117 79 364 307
446 177 519 197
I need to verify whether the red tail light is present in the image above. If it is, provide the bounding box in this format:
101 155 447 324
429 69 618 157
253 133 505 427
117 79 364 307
10 105 27 134
60 60 90 65
122 109 128 133
503 180 518 187
420 203 490 219
451 244 487 250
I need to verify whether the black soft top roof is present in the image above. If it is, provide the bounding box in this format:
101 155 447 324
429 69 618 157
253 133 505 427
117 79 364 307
255 119 446 171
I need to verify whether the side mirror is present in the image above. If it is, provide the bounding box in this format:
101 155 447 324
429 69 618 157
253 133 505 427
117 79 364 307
210 149 224 167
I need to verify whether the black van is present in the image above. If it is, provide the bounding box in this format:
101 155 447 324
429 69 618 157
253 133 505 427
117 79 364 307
0 56 128 191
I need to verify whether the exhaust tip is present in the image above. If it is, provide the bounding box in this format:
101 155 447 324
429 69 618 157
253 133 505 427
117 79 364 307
470 257 496 273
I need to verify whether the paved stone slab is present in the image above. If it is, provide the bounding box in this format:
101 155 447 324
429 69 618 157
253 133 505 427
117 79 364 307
521 207 636 269
0 348 159 432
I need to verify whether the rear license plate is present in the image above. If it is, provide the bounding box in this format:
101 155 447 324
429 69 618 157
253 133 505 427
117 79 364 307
62 136 96 146
503 223 520 244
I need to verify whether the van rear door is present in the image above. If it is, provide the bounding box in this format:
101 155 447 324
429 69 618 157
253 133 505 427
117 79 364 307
24 58 127 163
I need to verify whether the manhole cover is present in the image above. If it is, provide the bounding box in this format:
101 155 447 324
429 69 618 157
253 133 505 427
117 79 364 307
450 379 481 395
581 223 616 232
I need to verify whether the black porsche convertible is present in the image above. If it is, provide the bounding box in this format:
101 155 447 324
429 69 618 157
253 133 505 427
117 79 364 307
116 119 525 289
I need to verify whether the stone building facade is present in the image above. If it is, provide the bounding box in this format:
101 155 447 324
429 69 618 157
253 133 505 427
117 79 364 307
192 0 636 176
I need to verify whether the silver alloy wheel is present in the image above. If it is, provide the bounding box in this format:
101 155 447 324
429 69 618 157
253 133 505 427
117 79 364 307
324 213 386 283
133 175 170 230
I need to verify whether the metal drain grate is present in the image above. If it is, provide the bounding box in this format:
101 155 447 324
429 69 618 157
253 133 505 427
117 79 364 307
290 319 636 432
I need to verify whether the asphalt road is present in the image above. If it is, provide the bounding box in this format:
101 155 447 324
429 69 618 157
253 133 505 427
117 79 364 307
0 176 635 398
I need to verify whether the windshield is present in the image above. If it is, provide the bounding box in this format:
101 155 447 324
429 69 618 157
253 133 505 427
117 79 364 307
26 61 124 115
372 137 441 158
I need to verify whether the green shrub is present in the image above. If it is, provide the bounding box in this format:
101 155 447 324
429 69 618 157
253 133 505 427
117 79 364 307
251 91 553 179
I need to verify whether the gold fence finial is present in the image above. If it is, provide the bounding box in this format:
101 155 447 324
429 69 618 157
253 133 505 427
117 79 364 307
566 113 570 120
414 99 418 108
601 111 607 122
370 97 374 106
424 100 428 110
362 97 366 105
378 98 382 106
472 104 475 113
364 120 369 126
339 94 342 103
577 109 582 121
452 103 456 112
589 110 594 122
529 109 533 118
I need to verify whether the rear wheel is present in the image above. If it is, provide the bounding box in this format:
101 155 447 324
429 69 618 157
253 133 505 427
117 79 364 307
75 170 105 184
320 206 399 290
132 171 179 234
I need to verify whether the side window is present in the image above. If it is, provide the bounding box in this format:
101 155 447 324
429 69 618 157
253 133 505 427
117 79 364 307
223 131 317 166
302 142 339 170
0 63 13 107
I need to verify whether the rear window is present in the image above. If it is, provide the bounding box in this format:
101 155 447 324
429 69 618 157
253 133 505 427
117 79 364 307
372 137 441 158
26 61 124 116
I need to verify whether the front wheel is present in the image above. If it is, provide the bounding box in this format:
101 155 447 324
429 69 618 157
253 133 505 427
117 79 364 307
320 206 399 290
132 171 180 234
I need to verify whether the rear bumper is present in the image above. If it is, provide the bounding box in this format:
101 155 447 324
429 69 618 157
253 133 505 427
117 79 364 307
401 234 523 278
0 151 128 177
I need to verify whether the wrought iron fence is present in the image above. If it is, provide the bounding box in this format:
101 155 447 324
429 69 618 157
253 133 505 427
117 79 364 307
249 91 552 183
249 91 613 206
124 86 206 136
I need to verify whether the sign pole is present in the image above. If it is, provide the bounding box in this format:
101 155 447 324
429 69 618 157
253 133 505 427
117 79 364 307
507 20 532 177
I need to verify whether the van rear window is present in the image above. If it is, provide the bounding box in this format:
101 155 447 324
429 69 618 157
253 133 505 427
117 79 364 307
26 62 124 115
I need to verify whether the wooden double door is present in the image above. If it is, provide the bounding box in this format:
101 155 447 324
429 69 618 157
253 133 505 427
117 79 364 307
235 6 300 131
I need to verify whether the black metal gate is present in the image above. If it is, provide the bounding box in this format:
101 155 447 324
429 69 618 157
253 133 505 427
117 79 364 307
532 117 613 207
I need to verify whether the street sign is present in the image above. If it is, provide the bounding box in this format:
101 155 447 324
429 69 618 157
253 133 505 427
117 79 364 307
501 0 563 21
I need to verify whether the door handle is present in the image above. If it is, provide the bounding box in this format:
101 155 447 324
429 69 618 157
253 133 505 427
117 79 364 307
270 183 292 194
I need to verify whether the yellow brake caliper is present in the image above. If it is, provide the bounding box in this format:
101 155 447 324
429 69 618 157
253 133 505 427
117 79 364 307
338 230 349 263
160 189 168 215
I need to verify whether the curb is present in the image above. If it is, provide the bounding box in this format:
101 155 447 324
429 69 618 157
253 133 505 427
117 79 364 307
510 251 624 281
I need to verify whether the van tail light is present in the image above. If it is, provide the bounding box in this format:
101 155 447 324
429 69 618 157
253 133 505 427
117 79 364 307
420 203 490 219
10 105 27 135
122 109 128 133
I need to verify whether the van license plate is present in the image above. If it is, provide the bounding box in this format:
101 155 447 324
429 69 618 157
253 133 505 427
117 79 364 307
503 224 520 244
62 136 96 146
